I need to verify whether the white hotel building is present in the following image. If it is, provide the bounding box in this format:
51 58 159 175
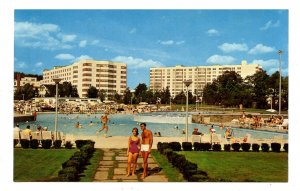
150 60 262 98
42 60 127 98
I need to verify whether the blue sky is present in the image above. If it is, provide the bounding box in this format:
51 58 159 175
14 10 288 89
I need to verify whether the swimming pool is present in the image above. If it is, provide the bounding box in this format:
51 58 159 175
15 113 288 140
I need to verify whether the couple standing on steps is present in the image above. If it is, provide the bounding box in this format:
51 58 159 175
126 123 153 179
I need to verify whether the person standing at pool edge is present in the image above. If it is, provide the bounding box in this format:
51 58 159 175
140 123 153 179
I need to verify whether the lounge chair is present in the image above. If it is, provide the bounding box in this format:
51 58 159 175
211 133 221 144
31 132 42 141
42 131 53 140
191 135 202 143
20 132 31 140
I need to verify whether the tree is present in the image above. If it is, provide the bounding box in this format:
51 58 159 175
134 83 148 102
113 91 122 103
87 86 98 98
123 88 132 104
98 89 106 102
71 86 79 97
14 83 35 100
161 86 171 104
245 70 270 109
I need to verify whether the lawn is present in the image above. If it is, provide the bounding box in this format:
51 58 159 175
14 148 76 181
179 151 288 182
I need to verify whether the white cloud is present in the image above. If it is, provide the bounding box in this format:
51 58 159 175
158 40 185 46
252 59 288 76
129 28 137 34
249 44 275 54
55 54 75 60
252 59 278 68
176 41 185 45
112 56 164 68
206 55 236 64
91 40 99 45
16 61 27 69
35 62 44 67
159 40 174 45
79 40 87 47
207 29 220 36
58 34 77 42
14 21 74 50
74 55 93 61
218 43 248 53
260 20 280 30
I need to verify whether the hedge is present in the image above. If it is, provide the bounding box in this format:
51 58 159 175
252 143 260 152
212 144 221 151
58 140 95 182
182 142 192 151
53 140 62 149
241 143 251 152
261 143 270 152
283 143 288 152
20 139 30 149
41 139 52 149
65 141 73 149
224 144 231 152
169 142 181 151
231 143 241 152
271 143 281 152
30 139 39 149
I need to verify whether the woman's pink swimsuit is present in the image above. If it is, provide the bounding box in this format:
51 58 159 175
129 138 139 153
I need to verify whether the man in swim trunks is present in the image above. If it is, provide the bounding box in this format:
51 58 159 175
96 113 109 137
140 122 153 179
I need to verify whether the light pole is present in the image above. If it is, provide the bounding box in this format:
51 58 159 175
53 78 62 141
278 50 283 115
270 95 273 110
184 80 192 142
22 94 25 101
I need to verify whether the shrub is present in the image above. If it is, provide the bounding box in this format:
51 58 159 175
193 142 204 151
203 143 212 151
62 159 81 171
20 139 30 149
182 161 198 180
158 142 170 154
252 143 260 152
212 144 221 151
224 144 231 151
41 139 52 149
58 166 79 182
283 143 288 152
162 148 173 156
231 143 241 152
53 140 62 149
188 170 209 182
65 141 73 149
261 143 270 152
241 143 251 152
169 142 181 151
172 154 187 171
75 140 95 149
182 142 192 151
271 143 281 152
14 139 19 148
30 139 39 149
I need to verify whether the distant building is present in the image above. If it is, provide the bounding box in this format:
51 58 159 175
42 60 127 98
150 60 262 98
14 76 41 91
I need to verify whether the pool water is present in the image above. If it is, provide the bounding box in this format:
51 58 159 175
15 113 288 140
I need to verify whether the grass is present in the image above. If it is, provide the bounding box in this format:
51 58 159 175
179 151 288 182
80 149 103 182
151 150 185 182
14 148 76 182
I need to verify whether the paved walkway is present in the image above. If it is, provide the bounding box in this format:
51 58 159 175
93 149 168 182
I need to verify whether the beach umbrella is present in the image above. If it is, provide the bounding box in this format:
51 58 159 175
266 109 277 113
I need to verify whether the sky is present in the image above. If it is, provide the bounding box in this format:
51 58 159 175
14 10 288 89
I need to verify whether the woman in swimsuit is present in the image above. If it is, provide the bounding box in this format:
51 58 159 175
126 127 141 176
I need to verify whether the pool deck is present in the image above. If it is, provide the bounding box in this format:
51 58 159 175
71 135 287 149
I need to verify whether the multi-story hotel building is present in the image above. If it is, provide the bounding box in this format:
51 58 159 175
42 60 127 98
14 76 41 91
150 60 262 98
